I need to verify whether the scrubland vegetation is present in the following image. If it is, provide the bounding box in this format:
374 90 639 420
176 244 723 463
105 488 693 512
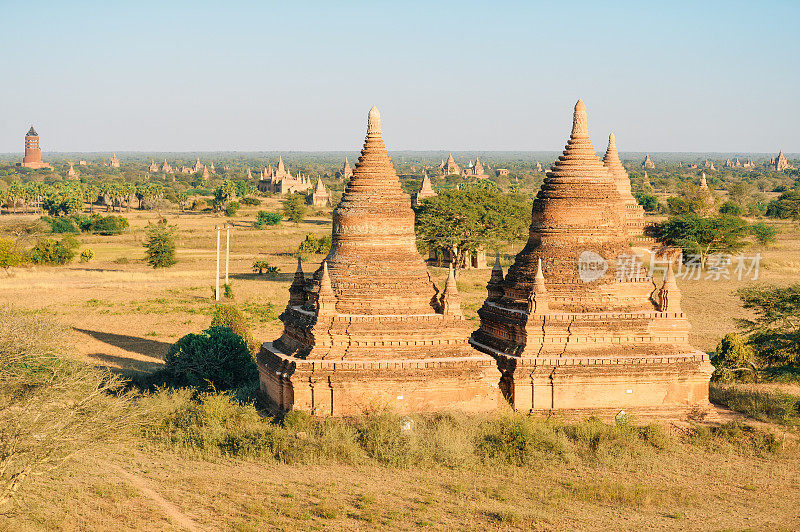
1 155 800 528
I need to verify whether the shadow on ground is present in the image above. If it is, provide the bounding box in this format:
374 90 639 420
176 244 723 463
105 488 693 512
85 352 164 375
74 328 172 358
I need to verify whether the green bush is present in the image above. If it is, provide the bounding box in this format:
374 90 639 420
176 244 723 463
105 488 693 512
719 200 744 216
298 233 332 255
241 197 261 206
210 303 257 353
750 222 777 246
163 326 258 391
252 260 279 275
0 239 25 272
225 201 240 217
79 249 94 263
49 217 80 234
29 236 79 265
144 222 177 268
255 211 282 228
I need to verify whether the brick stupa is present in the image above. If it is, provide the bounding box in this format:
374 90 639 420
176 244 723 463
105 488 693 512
602 133 646 236
469 100 712 416
258 106 501 416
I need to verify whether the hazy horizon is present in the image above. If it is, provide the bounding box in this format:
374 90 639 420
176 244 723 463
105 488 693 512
2 1 798 153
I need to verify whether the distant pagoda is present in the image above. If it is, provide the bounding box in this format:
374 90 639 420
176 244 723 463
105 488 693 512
602 133 646 236
770 149 793 171
469 100 712 415
258 106 501 416
18 126 53 170
641 153 655 169
311 178 330 207
412 171 437 206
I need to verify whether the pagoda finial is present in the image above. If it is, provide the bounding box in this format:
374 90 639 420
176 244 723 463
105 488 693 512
287 257 306 307
572 99 588 138
527 258 549 315
440 263 463 317
486 251 505 301
658 261 681 313
367 106 381 136
317 261 337 316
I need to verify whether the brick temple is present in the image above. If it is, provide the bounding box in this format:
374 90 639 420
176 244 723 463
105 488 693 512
258 106 501 415
469 100 712 416
602 133 646 236
18 126 53 170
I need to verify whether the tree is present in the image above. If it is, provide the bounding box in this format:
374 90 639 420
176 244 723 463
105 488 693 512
750 222 777 246
252 260 279 276
712 333 759 382
719 200 744 216
737 283 800 366
414 188 531 267
214 180 237 212
255 211 282 228
282 192 307 224
144 222 177 268
0 239 24 274
645 214 751 267
634 193 660 213
766 191 800 220
666 196 701 216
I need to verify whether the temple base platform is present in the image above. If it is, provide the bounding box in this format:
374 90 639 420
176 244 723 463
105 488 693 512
258 342 502 416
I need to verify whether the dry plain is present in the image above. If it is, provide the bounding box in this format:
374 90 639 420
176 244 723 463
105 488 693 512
1 203 800 530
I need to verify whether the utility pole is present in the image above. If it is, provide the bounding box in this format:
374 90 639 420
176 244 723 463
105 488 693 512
215 226 220 301
225 225 230 286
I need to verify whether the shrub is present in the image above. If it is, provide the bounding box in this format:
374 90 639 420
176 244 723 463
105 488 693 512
255 211 282 228
223 282 234 299
750 222 777 246
635 193 660 213
241 197 261 206
298 233 332 255
712 333 759 382
252 260 279 275
282 192 307 223
225 201 240 217
710 384 800 426
144 222 177 268
79 249 95 263
210 304 257 353
49 217 80 234
0 239 25 273
29 236 79 265
86 214 129 235
163 326 258 391
719 200 744 216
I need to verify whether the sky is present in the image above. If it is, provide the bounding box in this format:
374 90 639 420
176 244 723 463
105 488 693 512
0 0 798 154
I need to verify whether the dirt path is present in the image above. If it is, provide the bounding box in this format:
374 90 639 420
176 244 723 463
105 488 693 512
104 462 206 531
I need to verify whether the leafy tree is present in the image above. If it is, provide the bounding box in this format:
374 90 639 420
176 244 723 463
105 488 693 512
214 180 237 212
712 333 759 382
224 201 240 217
765 191 800 220
414 188 531 266
666 196 701 216
298 233 332 255
29 236 79 265
144 222 177 268
0 239 24 273
282 192 307 223
634 193 660 213
163 326 257 390
737 283 800 366
645 214 751 267
79 249 95 263
750 222 777 246
255 211 282 228
719 200 744 216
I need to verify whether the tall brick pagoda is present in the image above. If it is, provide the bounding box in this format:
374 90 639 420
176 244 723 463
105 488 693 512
19 126 53 170
602 133 646 236
470 100 712 416
258 106 501 416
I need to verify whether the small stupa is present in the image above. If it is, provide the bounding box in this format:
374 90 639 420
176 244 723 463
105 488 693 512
470 100 712 416
412 171 437 206
258 106 501 416
311 178 330 207
603 133 646 236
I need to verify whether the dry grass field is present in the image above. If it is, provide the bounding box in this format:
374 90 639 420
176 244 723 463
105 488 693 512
2 206 800 530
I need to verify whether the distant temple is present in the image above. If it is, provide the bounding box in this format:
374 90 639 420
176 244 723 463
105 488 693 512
495 168 510 177
161 159 173 173
641 153 655 169
703 159 716 171
67 162 79 178
770 150 793 171
412 172 437 206
257 156 313 194
440 153 461 175
339 157 353 180
311 178 330 207
193 157 204 173
148 159 159 172
109 153 120 168
462 157 489 179
18 126 53 170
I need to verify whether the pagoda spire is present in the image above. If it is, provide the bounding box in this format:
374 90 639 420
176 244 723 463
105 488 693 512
658 261 681 313
440 263 463 317
317 261 337 316
487 251 504 301
700 172 708 189
288 257 306 306
527 258 549 315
